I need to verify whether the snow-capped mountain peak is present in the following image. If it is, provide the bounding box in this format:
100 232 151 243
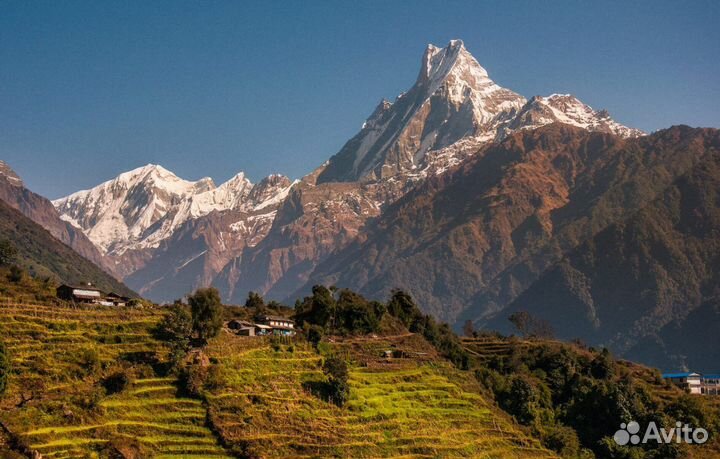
418 40 477 85
317 39 527 183
497 94 645 139
418 39 526 126
52 163 298 261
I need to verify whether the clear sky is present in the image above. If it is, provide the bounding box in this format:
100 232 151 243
1 1 718 199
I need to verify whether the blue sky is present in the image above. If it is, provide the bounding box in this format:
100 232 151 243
1 1 718 199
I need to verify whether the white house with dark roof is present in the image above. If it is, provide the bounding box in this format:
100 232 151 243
661 372 720 395
258 315 295 336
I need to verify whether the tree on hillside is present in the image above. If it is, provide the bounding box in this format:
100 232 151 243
0 341 10 396
323 355 349 406
245 291 265 310
335 289 383 334
189 288 223 344
509 311 554 339
499 375 553 427
295 285 336 330
509 311 532 336
250 294 271 322
590 348 615 380
387 289 419 327
463 320 475 337
157 304 193 360
0 238 17 266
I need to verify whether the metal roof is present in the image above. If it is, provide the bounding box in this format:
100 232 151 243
59 284 103 292
662 372 701 378
260 315 294 323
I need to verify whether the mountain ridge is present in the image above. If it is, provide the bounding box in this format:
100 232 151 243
0 160 116 275
52 39 645 304
0 198 136 297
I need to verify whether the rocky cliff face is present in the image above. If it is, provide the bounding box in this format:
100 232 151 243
214 178 401 303
0 160 114 275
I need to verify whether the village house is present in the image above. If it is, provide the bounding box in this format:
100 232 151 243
227 319 257 336
56 284 131 307
662 372 709 395
257 315 295 336
702 374 720 395
106 292 130 307
57 284 105 304
225 316 296 337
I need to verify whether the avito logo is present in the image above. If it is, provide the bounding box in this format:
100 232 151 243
614 421 708 445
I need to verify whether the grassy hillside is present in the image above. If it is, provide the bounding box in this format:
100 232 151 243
0 299 231 458
0 199 135 298
0 295 556 458
464 335 720 459
202 333 555 458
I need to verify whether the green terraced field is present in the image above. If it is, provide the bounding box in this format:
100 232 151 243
0 301 232 459
0 300 556 458
204 333 556 458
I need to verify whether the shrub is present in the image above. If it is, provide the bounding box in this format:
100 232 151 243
335 289 382 334
102 370 131 395
463 319 475 337
169 342 188 372
127 298 144 308
408 312 469 369
245 291 265 309
295 285 336 330
7 265 24 283
498 375 553 426
78 348 101 374
508 311 555 339
204 364 227 391
387 289 420 327
590 348 616 380
179 363 208 397
541 425 582 457
306 324 324 347
0 238 17 266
